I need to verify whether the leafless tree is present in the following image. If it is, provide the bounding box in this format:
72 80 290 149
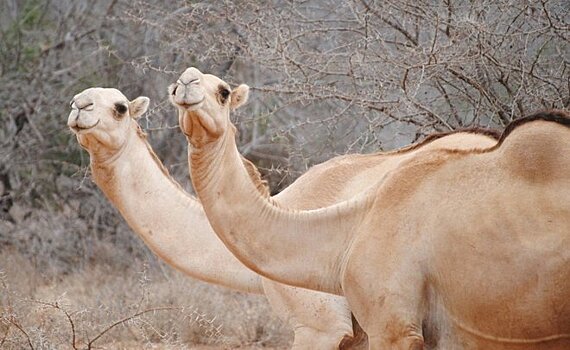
130 0 568 185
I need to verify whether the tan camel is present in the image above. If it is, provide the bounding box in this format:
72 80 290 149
171 67 570 349
67 87 357 349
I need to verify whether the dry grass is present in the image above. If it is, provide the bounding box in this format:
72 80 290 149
0 247 292 349
0 173 292 349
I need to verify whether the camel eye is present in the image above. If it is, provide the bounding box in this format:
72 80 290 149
115 103 128 115
219 86 230 104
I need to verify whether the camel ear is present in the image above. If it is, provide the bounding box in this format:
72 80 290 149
230 84 249 110
129 96 150 119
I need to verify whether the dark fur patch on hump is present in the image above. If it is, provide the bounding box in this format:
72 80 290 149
497 109 570 145
389 126 500 155
459 127 501 140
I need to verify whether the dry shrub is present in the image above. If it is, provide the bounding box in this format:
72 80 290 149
0 249 291 349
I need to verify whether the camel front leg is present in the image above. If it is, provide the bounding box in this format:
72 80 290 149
262 279 357 350
343 239 427 349
367 318 424 350
352 290 425 350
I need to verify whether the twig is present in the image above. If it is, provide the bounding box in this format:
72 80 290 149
87 307 178 349
30 300 78 350
0 322 10 348
7 317 34 350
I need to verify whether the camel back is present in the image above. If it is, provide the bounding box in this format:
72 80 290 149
382 127 501 156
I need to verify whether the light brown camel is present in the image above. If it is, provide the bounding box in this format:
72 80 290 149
67 88 356 349
170 67 570 350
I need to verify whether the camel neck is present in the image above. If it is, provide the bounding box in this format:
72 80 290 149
190 129 371 295
89 130 262 294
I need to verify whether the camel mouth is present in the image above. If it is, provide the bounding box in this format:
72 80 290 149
176 98 205 110
71 119 100 133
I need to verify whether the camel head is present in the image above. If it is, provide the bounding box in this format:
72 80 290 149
68 87 149 160
168 67 249 147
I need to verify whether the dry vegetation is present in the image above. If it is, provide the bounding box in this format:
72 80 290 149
0 0 568 348
0 249 290 349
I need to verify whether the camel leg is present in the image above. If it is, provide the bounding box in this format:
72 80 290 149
343 239 426 350
349 283 425 350
354 288 425 350
290 313 368 350
290 325 349 350
366 319 424 350
339 315 369 349
263 279 354 350
292 323 368 349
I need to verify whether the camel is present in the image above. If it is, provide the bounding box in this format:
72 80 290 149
67 87 356 349
170 67 570 350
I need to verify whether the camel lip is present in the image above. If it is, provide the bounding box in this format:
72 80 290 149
70 119 100 133
176 98 205 110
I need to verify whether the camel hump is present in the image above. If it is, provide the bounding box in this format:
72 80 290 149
496 110 570 183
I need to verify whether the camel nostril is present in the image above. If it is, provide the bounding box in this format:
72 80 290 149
172 85 178 95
